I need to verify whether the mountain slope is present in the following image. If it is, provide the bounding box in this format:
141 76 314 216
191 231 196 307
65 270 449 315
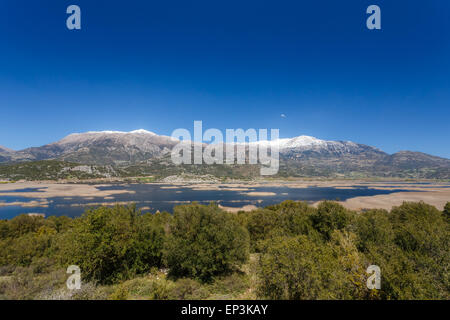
0 146 17 162
1 131 449 179
16 130 179 165
0 160 119 181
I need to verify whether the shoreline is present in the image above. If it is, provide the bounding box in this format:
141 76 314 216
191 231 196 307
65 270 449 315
0 179 449 213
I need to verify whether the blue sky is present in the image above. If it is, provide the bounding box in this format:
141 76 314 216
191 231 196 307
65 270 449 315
0 0 449 157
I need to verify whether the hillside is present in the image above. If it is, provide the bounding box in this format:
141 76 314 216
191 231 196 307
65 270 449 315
0 160 119 181
1 130 450 179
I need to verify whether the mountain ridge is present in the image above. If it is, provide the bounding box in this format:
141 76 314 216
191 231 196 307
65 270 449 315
1 130 449 179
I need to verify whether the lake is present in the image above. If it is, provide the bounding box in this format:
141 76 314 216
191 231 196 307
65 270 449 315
0 183 414 219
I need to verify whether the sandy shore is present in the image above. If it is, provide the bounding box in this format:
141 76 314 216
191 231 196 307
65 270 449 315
218 204 258 213
336 188 450 211
242 192 276 197
0 182 135 199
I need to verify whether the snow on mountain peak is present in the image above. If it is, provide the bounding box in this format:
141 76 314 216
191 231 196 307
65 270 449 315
129 129 157 135
69 129 157 136
249 135 327 149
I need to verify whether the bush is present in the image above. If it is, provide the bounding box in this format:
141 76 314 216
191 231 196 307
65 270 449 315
444 202 450 219
1 215 46 239
311 201 353 240
163 203 250 282
368 202 450 299
0 229 56 267
246 209 279 251
169 278 209 300
389 202 446 254
148 278 175 300
57 205 165 284
353 209 394 252
258 235 340 299
109 284 129 300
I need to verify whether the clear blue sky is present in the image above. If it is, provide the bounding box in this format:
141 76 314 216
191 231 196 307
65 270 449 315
1 0 449 158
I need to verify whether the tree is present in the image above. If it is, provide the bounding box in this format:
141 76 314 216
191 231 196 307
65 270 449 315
364 202 450 299
444 202 450 219
57 205 165 284
246 209 279 251
354 209 394 252
258 235 350 299
311 201 353 240
268 200 317 237
389 202 446 254
163 203 249 282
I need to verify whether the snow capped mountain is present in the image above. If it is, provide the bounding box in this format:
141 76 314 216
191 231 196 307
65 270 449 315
249 135 327 149
1 130 449 178
0 146 16 162
14 129 179 165
70 129 158 136
248 135 384 160
57 129 176 145
0 146 14 153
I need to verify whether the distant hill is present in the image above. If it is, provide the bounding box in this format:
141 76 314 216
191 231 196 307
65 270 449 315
1 130 449 179
10 130 178 165
0 146 18 163
0 160 120 181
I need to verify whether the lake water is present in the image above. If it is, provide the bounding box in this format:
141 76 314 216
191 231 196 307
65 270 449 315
0 183 415 219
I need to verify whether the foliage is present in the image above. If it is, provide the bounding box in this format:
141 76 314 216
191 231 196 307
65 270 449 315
0 160 117 181
109 284 129 300
311 201 353 240
353 209 394 252
258 235 336 299
57 205 165 284
163 203 250 282
443 202 450 219
0 200 448 300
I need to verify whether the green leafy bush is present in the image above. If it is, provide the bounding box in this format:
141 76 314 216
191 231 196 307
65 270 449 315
57 205 165 284
0 200 448 300
163 203 250 282
443 202 450 219
258 235 341 299
311 201 353 240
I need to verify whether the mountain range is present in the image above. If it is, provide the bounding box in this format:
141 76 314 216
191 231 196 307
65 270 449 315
1 130 449 179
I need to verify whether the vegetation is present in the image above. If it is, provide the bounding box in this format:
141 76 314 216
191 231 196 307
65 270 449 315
163 203 249 281
444 202 450 219
57 205 165 284
0 160 118 181
0 200 448 300
2 156 450 182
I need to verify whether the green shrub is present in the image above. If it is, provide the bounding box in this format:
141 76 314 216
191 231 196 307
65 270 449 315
258 235 340 299
353 209 394 252
2 215 46 239
163 203 250 282
57 205 165 284
109 284 129 300
148 278 175 300
443 202 450 219
246 209 279 251
311 201 353 240
390 202 446 254
169 278 209 300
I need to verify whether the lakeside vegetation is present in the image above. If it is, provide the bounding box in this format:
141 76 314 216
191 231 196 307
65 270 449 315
2 159 449 182
0 160 119 181
0 200 449 300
